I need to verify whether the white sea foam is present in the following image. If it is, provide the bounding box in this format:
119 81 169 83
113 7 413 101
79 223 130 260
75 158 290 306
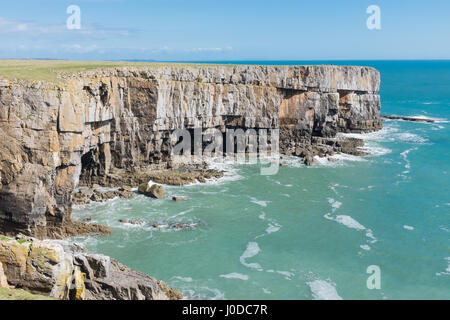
360 245 371 251
324 214 365 231
328 198 342 211
240 242 263 271
169 208 194 219
409 115 449 123
263 288 272 294
436 257 450 276
266 223 281 234
181 287 225 300
172 276 193 283
324 213 377 244
308 280 342 300
403 225 415 231
399 147 418 176
250 197 270 207
277 271 294 279
340 123 428 146
220 273 249 281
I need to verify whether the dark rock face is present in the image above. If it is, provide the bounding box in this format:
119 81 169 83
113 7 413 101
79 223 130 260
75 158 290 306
0 65 382 238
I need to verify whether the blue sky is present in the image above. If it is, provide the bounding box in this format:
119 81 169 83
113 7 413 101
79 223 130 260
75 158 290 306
0 0 449 60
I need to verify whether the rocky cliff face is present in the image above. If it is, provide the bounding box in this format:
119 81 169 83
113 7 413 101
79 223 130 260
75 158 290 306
0 235 182 300
0 65 381 238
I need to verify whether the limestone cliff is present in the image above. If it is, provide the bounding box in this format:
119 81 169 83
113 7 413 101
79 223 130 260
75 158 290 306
0 235 182 300
0 64 382 238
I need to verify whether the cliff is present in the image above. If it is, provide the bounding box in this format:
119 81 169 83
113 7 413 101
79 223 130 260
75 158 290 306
0 235 182 300
0 62 382 239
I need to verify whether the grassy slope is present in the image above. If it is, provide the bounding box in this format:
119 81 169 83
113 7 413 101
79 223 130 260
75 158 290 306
0 60 238 83
0 288 56 300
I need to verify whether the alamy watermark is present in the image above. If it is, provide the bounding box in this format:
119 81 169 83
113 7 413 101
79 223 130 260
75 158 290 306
366 265 381 290
67 5 81 30
171 127 280 175
366 5 381 30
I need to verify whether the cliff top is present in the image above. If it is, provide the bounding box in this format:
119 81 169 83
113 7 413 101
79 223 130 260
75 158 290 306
0 60 378 85
0 60 228 82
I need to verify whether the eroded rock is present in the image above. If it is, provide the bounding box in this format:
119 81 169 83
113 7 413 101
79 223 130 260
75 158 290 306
0 236 182 300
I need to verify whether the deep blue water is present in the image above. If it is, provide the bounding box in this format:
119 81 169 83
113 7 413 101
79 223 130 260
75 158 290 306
74 61 450 300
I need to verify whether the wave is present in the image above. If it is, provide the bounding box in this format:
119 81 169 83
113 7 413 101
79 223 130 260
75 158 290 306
307 280 342 300
340 124 428 145
409 115 449 123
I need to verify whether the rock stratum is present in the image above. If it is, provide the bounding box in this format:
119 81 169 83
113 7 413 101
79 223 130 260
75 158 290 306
0 64 382 239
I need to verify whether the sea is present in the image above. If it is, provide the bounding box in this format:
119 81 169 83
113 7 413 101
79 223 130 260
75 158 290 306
72 60 450 300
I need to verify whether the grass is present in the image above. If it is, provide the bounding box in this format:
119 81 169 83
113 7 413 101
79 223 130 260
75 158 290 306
0 287 56 300
0 60 241 83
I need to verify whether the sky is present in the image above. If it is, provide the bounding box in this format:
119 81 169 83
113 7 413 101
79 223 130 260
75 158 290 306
0 0 449 61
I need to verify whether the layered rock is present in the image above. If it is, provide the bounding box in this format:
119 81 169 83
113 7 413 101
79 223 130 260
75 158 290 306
0 64 381 238
0 235 182 300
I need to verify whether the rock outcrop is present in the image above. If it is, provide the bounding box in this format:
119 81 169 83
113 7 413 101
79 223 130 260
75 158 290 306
138 183 166 199
0 64 382 238
0 235 182 300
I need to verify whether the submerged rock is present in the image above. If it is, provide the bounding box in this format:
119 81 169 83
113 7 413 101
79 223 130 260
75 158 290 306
172 196 187 202
150 222 201 231
0 236 182 300
381 115 435 123
118 219 145 226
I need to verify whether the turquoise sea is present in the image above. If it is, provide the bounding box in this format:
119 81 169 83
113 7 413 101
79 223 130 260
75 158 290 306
73 61 450 300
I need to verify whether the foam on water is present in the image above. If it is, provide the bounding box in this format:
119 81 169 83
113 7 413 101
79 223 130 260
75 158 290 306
436 257 450 276
325 214 366 231
240 242 263 271
220 273 249 281
265 223 281 234
328 198 342 211
250 197 270 207
307 280 343 300
409 115 449 123
403 225 415 231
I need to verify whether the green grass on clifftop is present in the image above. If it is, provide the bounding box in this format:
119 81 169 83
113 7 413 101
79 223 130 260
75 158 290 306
0 288 56 300
0 60 238 83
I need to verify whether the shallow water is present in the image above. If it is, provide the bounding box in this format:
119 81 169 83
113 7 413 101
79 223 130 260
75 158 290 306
73 61 450 300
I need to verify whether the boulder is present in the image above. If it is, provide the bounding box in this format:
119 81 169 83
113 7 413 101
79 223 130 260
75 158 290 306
172 196 187 202
304 155 318 166
138 183 166 199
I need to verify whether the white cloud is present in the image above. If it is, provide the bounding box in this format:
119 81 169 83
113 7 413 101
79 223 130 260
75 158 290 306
186 46 233 53
0 17 131 38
